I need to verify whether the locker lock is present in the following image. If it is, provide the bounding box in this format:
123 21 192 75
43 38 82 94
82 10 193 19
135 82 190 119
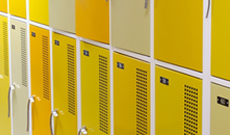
78 126 88 135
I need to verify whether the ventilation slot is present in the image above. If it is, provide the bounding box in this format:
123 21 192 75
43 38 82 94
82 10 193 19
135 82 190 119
136 68 148 135
21 28 27 87
3 21 8 77
67 44 76 115
99 55 108 134
42 36 50 100
184 85 199 135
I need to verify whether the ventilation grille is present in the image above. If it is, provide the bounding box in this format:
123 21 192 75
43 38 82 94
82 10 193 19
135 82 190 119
184 85 199 135
99 55 108 134
67 44 76 115
42 36 50 100
136 68 148 135
21 28 27 87
3 21 9 77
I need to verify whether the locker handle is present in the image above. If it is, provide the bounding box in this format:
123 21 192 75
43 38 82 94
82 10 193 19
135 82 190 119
26 96 35 132
206 0 210 18
8 84 15 117
78 126 88 135
50 110 58 135
145 0 148 9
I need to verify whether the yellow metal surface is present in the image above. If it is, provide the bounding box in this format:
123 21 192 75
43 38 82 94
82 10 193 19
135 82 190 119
111 0 150 56
155 66 202 135
53 32 77 135
49 0 75 33
0 15 11 135
114 53 150 135
81 42 110 135
154 0 203 72
29 0 49 25
9 0 26 18
211 0 230 81
76 0 109 44
10 19 28 135
0 0 7 13
30 25 51 135
211 83 230 135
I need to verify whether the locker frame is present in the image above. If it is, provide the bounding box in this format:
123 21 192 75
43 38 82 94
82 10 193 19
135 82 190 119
0 0 213 134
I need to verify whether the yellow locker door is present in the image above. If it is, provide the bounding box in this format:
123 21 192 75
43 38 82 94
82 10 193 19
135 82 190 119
29 0 49 25
0 0 7 13
76 1 109 44
49 0 75 33
111 0 150 56
10 19 29 135
30 25 51 135
53 32 77 135
81 42 110 135
211 83 230 135
114 53 150 135
154 0 203 72
155 66 202 135
211 0 230 81
0 15 11 135
9 0 26 18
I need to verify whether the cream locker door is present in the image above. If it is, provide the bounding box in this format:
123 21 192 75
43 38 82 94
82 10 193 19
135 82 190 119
10 19 29 135
111 0 150 56
211 83 230 135
49 0 75 33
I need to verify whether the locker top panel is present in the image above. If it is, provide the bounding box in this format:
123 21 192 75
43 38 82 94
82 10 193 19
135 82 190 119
114 52 150 135
0 0 7 13
49 0 76 33
211 0 230 81
111 0 150 56
9 0 26 18
154 0 203 72
76 0 109 44
30 0 49 25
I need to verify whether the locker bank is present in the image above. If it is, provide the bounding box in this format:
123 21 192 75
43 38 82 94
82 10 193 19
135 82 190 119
0 0 229 135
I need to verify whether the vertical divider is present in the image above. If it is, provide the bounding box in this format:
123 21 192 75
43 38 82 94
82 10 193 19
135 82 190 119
202 0 211 134
150 0 155 135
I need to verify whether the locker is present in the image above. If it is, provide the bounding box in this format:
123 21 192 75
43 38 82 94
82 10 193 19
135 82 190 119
0 15 11 135
211 0 230 81
30 0 49 25
10 19 28 135
81 42 110 135
0 0 7 13
76 0 109 44
9 0 26 18
114 53 150 135
155 66 202 135
49 0 75 33
154 0 203 72
52 32 77 135
211 83 230 135
111 0 150 56
30 25 51 135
